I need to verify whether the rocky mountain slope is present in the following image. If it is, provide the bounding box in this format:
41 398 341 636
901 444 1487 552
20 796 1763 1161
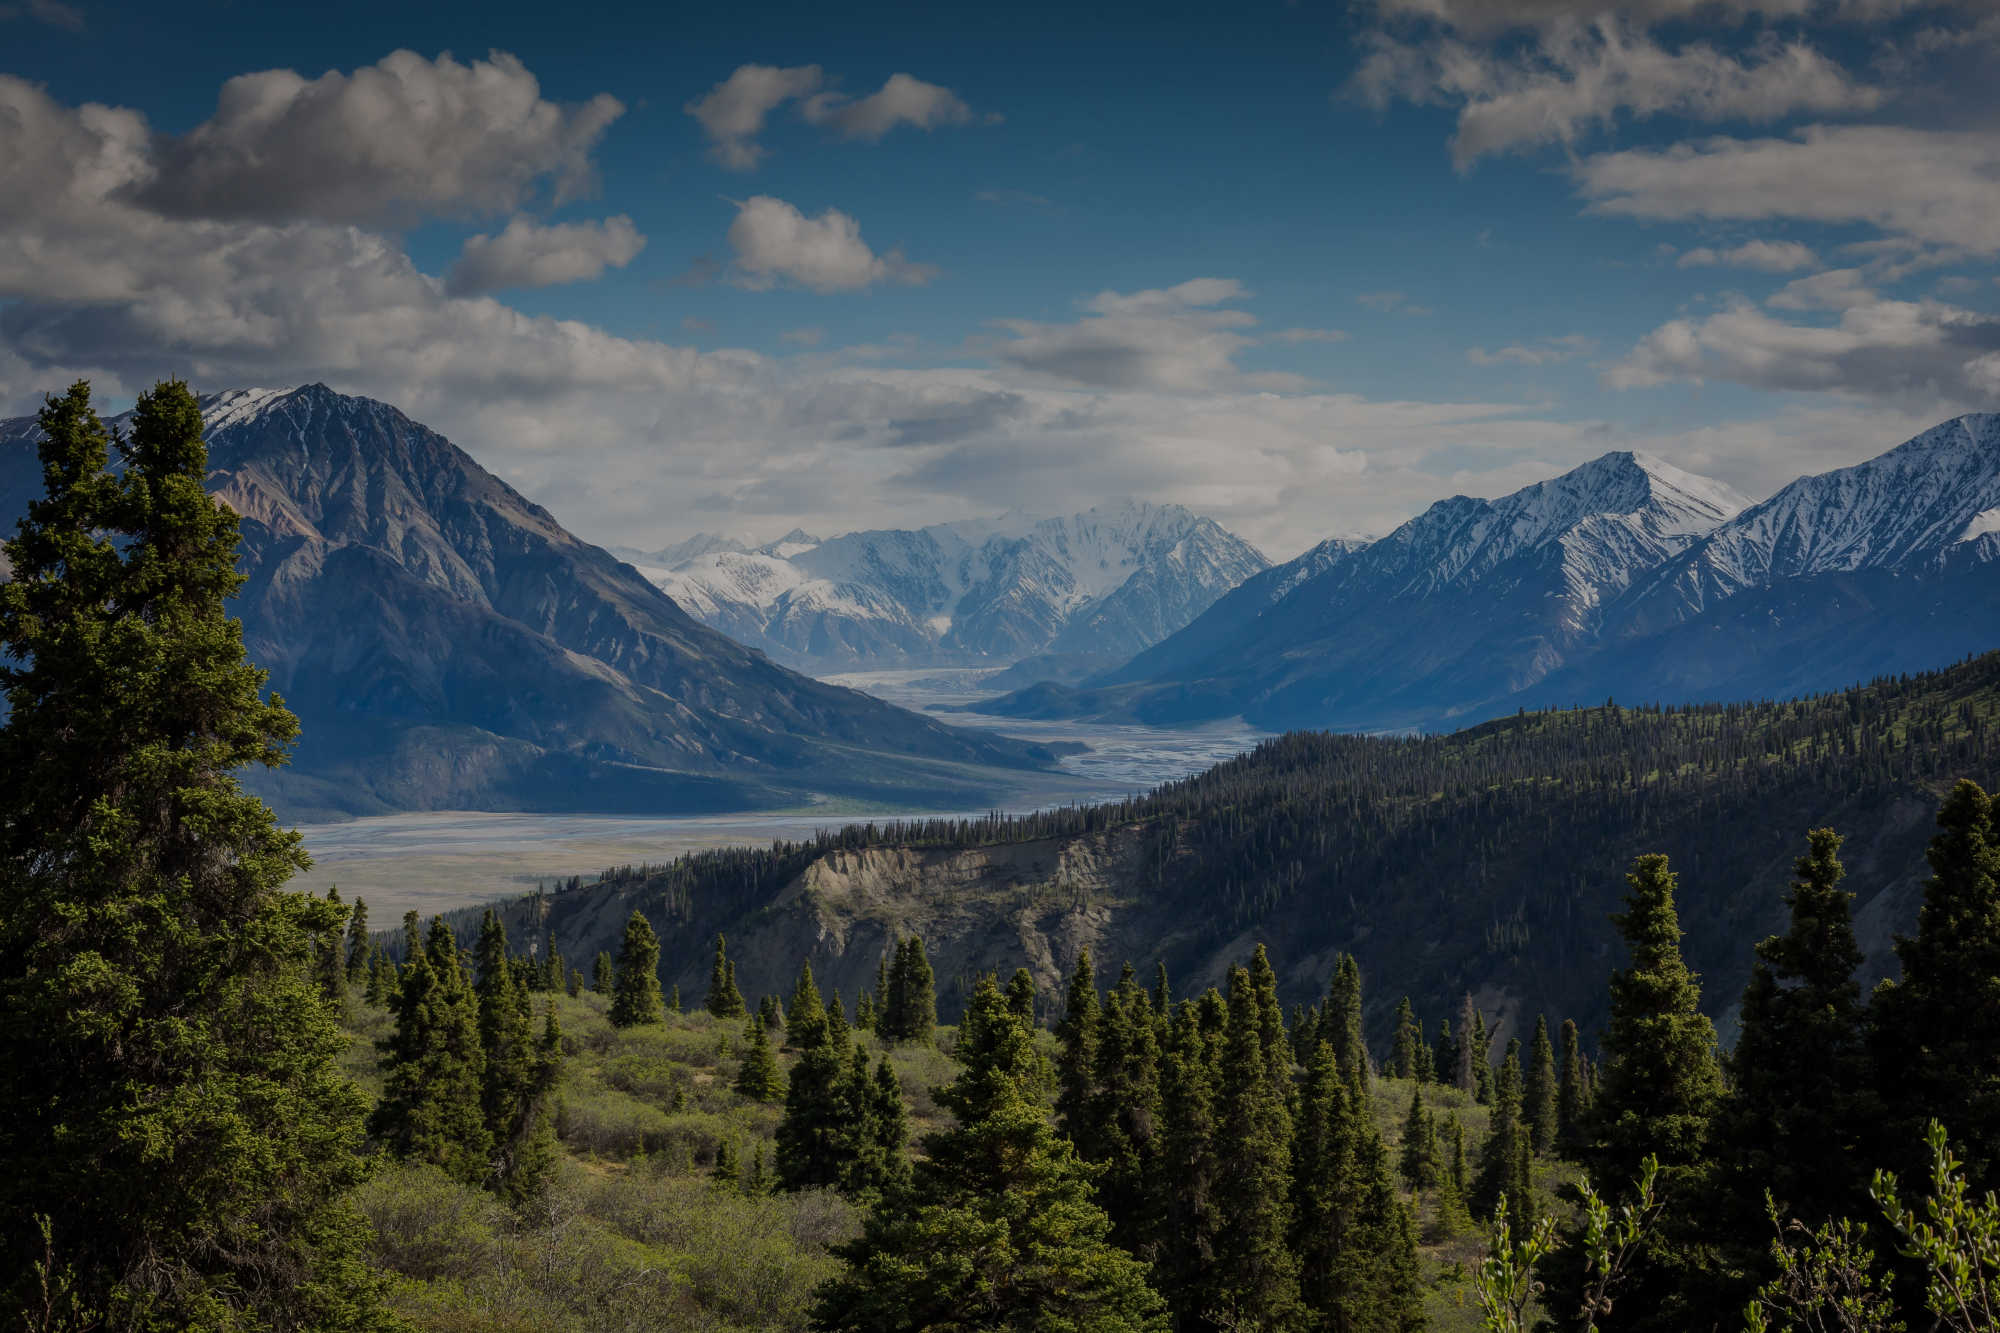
634 502 1268 673
975 420 2000 731
470 653 2000 1049
0 385 1062 820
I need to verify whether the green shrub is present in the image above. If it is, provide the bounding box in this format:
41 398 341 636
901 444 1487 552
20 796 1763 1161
355 1162 508 1281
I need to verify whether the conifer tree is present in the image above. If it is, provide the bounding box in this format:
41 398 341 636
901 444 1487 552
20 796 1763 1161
472 910 554 1199
1524 1014 1559 1157
1872 781 2000 1189
566 966 582 997
1006 966 1037 1025
1250 942 1292 1085
1055 949 1100 1144
882 935 937 1045
345 896 371 983
1472 1040 1534 1238
736 1012 786 1102
1209 965 1302 1329
1416 1019 1433 1086
317 886 350 1002
365 951 395 1007
1153 999 1225 1324
1294 1039 1425 1331
1429 1115 1474 1243
855 989 876 1031
1399 1082 1438 1191
713 1139 739 1186
374 919 492 1185
1436 1017 1456 1085
609 910 666 1028
868 1055 911 1194
812 976 1166 1331
1390 996 1420 1080
1722 827 1869 1239
1153 960 1171 1015
1575 852 1727 1333
591 951 613 995
789 960 828 1049
0 381 385 1328
706 933 746 1018
1557 1018 1586 1150
1471 1010 1493 1103
777 989 858 1192
1326 953 1368 1086
668 982 681 1015
1087 962 1163 1254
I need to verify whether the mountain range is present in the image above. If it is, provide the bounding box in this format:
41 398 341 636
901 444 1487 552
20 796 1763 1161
970 415 2000 731
621 503 1268 674
0 385 1063 821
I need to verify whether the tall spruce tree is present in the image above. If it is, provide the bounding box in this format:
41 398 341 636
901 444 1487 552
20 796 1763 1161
1326 953 1368 1086
1250 943 1292 1086
1398 1081 1438 1191
1390 996 1420 1080
1455 994 1479 1094
0 381 386 1329
472 909 553 1199
1087 962 1164 1255
317 886 350 1002
1575 852 1727 1333
777 985 866 1194
1055 949 1100 1145
1557 1018 1586 1150
1722 828 1869 1238
1005 966 1037 1025
609 910 665 1028
1472 1040 1534 1238
706 933 746 1018
882 935 937 1045
811 976 1166 1331
1209 965 1302 1329
345 896 371 983
1152 998 1226 1325
1523 1015 1560 1157
374 919 492 1185
1872 781 2000 1190
788 960 828 1049
736 1012 786 1102
591 951 613 995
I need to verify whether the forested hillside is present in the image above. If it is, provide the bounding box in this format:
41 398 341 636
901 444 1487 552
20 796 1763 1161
468 652 2000 1044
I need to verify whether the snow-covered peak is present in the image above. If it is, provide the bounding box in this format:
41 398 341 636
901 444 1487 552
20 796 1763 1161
1676 413 2000 595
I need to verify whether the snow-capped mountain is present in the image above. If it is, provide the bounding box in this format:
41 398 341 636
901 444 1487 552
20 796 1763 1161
1614 413 2000 635
0 385 1059 817
638 501 1269 672
979 419 2000 731
985 450 1755 728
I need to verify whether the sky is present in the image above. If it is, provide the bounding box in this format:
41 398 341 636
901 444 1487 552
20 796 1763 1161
2 0 1998 560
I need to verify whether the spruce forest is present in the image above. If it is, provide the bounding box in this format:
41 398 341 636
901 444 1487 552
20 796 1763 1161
6 385 2000 1333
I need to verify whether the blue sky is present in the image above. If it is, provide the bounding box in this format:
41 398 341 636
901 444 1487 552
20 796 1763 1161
3 0 1998 556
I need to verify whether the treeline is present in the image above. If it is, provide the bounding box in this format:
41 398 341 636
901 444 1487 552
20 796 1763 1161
491 651 2000 1036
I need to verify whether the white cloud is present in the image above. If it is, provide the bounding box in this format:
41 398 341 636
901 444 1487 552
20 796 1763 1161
444 215 644 296
725 195 936 293
1676 239 1819 271
984 280 1268 390
138 51 623 225
1576 126 2000 254
1351 18 1880 168
684 63 824 171
1356 290 1433 315
1467 334 1596 364
801 72 986 140
685 64 989 170
1766 267 1876 310
1369 0 1945 36
1607 292 2000 402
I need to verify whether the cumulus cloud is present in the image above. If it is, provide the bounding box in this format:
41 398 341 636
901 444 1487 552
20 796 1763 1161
684 63 824 170
725 195 935 293
1352 18 1880 168
1576 126 2000 254
138 50 623 224
985 280 1267 390
1676 239 1819 270
1607 293 2000 402
1766 267 1877 309
1356 290 1432 315
444 215 645 296
801 72 986 139
1467 334 1596 364
685 64 989 170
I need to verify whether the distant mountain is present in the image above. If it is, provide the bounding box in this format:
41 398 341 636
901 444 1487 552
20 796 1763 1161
635 502 1269 673
975 449 1753 729
0 385 1062 820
